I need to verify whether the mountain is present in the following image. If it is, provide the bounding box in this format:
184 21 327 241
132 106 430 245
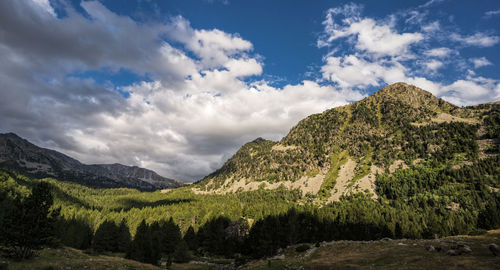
0 133 183 190
194 82 499 200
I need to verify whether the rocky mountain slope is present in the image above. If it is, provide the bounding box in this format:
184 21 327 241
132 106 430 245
195 82 499 200
0 133 183 190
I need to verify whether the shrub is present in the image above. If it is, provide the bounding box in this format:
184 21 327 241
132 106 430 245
295 244 310 252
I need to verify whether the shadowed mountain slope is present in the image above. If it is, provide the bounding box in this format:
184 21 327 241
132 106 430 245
0 133 183 190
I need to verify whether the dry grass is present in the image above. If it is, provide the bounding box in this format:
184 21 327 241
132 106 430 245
1 247 213 270
431 113 480 125
243 230 500 270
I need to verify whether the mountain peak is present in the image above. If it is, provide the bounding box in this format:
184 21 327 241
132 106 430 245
1 132 23 139
369 82 454 111
196 82 498 199
375 82 433 98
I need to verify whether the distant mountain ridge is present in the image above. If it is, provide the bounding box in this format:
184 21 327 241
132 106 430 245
0 133 183 190
195 82 499 200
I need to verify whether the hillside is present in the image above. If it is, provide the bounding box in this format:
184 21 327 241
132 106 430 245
195 82 499 201
0 133 183 190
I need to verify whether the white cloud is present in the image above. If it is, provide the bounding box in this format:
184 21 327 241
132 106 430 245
484 10 500 18
0 1 364 181
167 16 253 69
440 76 500 106
423 59 443 72
419 0 445 8
1 1 500 181
470 57 493 68
321 55 406 88
424 47 453 58
421 21 440 32
451 32 500 47
224 58 263 77
321 10 423 57
319 3 499 107
29 0 56 17
405 77 442 96
352 19 423 56
88 77 363 180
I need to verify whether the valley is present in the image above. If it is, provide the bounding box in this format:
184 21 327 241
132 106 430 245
1 83 499 269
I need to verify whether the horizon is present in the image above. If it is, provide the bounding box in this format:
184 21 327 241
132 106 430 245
0 0 499 181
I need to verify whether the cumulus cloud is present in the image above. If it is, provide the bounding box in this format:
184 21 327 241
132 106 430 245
440 77 500 105
318 3 499 106
165 16 254 69
321 55 406 88
320 4 423 57
423 59 444 72
0 1 499 181
0 0 362 181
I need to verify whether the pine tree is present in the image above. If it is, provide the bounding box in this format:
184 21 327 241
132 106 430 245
92 220 119 252
163 217 181 255
0 182 58 259
394 222 403 239
117 219 131 252
183 226 198 251
127 220 151 263
127 220 159 265
59 218 92 250
173 240 191 263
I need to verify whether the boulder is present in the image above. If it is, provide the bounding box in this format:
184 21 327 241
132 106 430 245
446 244 472 256
436 243 447 252
489 243 499 256
457 244 472 254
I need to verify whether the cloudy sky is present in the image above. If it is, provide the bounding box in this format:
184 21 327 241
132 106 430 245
0 0 499 181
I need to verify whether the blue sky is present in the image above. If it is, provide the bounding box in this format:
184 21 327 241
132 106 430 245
0 0 499 181
63 0 500 89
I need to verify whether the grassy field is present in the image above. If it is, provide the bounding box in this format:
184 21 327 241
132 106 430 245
0 247 214 270
242 229 500 270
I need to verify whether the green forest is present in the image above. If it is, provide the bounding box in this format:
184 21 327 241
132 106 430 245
1 154 499 265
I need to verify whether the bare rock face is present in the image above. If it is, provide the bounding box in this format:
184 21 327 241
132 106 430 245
489 243 499 256
0 133 184 190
